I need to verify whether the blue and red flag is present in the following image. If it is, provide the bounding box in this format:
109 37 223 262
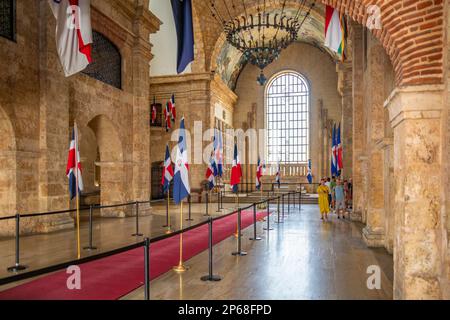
168 94 177 123
230 142 242 193
164 102 172 132
256 156 263 190
171 0 195 74
337 123 343 174
161 144 174 194
173 117 190 204
205 154 216 191
66 124 84 200
331 124 338 176
213 128 223 177
307 159 313 184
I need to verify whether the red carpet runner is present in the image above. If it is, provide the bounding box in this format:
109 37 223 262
0 210 267 300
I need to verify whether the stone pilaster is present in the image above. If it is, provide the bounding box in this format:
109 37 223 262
362 42 387 247
350 24 365 222
338 62 353 179
387 85 445 300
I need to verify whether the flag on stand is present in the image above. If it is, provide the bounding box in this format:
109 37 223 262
173 117 190 204
213 128 224 177
168 94 177 123
161 144 174 194
307 159 313 184
171 0 195 74
205 154 216 191
66 124 84 200
331 124 338 176
230 142 242 193
48 0 93 77
256 156 263 190
337 123 343 174
324 5 346 60
164 102 172 132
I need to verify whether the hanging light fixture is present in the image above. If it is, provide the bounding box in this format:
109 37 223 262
209 0 316 85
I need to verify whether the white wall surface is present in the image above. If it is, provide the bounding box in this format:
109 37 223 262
149 1 192 76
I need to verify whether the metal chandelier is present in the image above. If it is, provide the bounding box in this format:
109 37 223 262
208 0 316 85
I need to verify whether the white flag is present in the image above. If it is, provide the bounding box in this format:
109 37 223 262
48 0 93 77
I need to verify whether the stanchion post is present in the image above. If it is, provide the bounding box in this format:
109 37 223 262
282 194 285 220
7 213 27 273
186 195 194 221
232 209 247 256
264 199 274 231
144 238 150 300
275 197 282 224
205 191 209 217
300 186 302 212
84 205 97 251
132 201 143 237
250 204 262 241
288 193 290 215
201 218 221 282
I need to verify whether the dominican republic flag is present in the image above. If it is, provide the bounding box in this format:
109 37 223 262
275 161 281 188
205 155 216 191
168 94 177 123
256 156 263 191
171 0 195 74
164 102 172 132
161 144 174 194
151 98 158 125
173 117 190 204
230 142 242 193
325 5 346 59
48 0 93 77
213 128 224 177
66 124 84 200
337 123 343 173
307 159 313 184
331 124 338 176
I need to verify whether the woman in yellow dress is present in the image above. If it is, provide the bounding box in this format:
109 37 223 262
317 179 330 221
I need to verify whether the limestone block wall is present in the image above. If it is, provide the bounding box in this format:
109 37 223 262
0 0 159 235
233 42 342 181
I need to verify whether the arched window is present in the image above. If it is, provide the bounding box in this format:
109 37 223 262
266 71 310 164
83 31 122 89
0 0 16 41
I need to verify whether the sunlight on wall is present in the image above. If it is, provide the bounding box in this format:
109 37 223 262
149 1 192 76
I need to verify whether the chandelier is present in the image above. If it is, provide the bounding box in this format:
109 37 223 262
209 0 316 85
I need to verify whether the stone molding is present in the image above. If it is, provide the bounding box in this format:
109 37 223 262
375 138 394 151
385 85 445 128
363 225 386 248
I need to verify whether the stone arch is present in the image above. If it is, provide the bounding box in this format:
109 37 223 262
198 0 444 86
0 105 17 236
82 115 129 217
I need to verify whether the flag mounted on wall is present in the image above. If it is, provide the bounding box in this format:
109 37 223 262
164 102 172 132
168 94 177 123
324 5 346 60
171 0 195 74
48 0 93 77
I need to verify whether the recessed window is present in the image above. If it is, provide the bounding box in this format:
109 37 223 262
83 31 122 89
266 71 310 164
0 0 16 42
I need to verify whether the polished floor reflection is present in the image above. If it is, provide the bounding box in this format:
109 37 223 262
124 205 394 300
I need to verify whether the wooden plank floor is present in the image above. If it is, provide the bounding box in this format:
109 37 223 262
123 205 394 300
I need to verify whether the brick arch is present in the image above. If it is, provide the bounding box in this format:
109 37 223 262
196 0 444 86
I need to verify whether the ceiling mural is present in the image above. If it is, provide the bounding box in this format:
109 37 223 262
214 3 339 90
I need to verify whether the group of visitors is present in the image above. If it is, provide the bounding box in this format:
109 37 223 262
317 176 353 221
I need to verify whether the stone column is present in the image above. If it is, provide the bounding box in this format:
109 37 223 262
362 42 387 247
350 24 365 222
339 62 353 179
387 85 445 300
131 2 159 215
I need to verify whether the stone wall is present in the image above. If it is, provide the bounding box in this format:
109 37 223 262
233 42 342 181
0 0 160 235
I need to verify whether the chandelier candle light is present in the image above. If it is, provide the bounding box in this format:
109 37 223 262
208 0 316 85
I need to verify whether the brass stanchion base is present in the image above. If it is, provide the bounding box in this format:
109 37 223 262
173 262 189 273
7 264 27 273
165 227 173 235
232 251 247 256
201 275 222 282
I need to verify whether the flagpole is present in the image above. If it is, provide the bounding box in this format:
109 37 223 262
74 122 81 260
174 201 188 272
166 190 172 234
